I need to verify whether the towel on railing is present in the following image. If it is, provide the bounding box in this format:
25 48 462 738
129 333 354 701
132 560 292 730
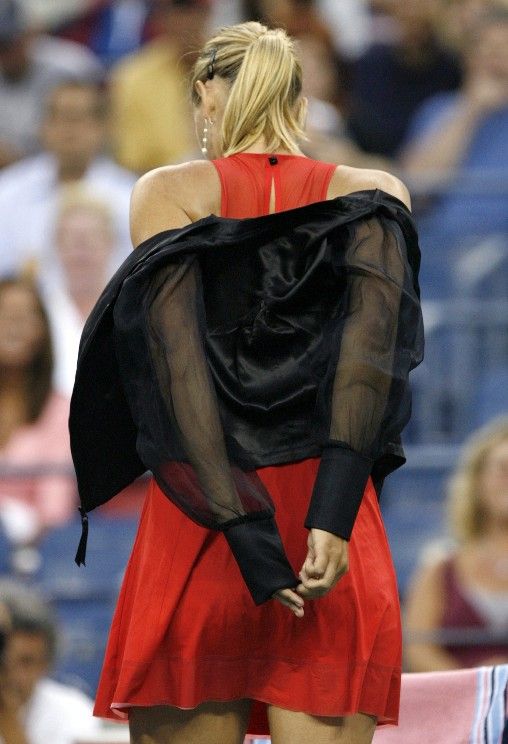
243 666 508 744
373 665 508 743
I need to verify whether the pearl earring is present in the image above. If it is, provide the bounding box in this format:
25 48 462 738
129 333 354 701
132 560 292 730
201 118 209 156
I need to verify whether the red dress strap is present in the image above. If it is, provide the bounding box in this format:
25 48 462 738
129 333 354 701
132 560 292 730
212 153 336 219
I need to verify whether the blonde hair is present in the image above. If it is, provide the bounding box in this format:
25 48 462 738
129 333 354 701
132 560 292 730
448 416 508 543
56 184 114 234
191 22 305 157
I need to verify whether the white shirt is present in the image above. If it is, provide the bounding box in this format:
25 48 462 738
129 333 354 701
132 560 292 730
21 678 100 744
43 283 84 398
0 152 136 280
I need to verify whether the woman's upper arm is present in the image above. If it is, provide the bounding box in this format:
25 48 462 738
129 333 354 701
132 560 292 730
404 557 446 631
129 166 192 248
374 170 412 211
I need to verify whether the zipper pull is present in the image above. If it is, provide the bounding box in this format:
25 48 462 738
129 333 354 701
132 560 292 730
75 507 89 567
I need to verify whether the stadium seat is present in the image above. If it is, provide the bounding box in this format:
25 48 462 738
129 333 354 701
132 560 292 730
38 516 138 599
471 367 508 430
53 595 115 696
380 462 449 597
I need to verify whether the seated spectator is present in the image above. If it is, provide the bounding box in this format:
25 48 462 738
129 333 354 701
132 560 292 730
0 278 74 547
0 0 102 168
439 0 501 52
0 580 100 744
316 0 371 61
56 0 149 68
110 0 210 172
46 186 146 513
346 0 462 157
0 79 135 280
404 417 508 671
45 186 116 397
400 6 508 245
0 599 27 744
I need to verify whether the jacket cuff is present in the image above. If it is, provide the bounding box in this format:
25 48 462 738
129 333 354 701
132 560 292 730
305 443 373 540
223 516 299 605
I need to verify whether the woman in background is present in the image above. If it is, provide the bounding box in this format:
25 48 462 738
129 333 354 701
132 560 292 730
405 417 508 670
0 277 74 548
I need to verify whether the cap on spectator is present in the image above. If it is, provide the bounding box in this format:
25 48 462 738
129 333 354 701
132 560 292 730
0 0 27 43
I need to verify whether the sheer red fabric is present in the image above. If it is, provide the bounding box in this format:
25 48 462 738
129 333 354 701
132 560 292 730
93 154 402 733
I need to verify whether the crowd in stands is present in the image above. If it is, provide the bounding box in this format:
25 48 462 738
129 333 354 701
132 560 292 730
0 0 507 737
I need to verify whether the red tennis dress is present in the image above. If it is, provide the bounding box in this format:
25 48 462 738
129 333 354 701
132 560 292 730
93 154 402 734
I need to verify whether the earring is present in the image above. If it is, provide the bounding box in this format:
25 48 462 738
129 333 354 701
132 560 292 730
201 118 209 156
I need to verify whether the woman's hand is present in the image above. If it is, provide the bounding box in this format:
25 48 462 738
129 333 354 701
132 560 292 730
296 528 349 598
272 587 305 618
271 528 349 616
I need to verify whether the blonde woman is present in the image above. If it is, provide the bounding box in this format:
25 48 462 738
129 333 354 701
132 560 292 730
405 417 508 672
71 21 423 744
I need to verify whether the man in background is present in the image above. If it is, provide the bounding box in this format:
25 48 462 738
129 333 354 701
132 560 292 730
0 79 135 280
0 0 102 168
0 581 100 744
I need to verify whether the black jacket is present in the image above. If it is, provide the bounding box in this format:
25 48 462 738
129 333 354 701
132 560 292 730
70 189 424 604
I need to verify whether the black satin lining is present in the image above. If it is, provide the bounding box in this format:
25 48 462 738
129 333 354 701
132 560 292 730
71 192 422 528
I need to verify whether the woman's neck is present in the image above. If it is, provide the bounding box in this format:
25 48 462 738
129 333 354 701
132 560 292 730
478 519 508 547
0 368 27 392
65 278 107 322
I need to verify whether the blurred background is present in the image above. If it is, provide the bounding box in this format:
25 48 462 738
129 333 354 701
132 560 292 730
0 0 507 741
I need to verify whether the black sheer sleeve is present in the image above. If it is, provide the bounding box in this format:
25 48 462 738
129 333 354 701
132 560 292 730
134 257 299 604
305 215 423 539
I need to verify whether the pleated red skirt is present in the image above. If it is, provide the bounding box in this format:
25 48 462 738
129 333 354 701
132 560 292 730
93 459 402 734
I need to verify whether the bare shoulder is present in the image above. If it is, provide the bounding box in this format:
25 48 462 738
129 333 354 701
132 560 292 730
328 165 412 211
130 160 220 247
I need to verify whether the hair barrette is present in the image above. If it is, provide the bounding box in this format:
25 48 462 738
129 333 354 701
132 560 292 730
207 48 217 80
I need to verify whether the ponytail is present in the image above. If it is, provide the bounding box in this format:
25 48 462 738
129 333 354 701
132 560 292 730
191 22 305 156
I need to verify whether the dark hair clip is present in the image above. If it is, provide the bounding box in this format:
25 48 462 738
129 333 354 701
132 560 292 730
207 47 217 80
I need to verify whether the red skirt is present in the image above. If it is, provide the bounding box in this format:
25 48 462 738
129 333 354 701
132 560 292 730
93 459 402 734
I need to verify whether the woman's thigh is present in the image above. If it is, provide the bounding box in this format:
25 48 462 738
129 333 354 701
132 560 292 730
129 699 252 744
267 705 377 744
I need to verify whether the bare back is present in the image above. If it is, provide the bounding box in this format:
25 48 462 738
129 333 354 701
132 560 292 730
129 157 411 249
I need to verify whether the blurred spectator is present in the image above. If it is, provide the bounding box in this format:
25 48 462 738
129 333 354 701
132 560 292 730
0 600 26 744
0 0 102 168
18 0 97 29
0 278 74 548
110 0 210 172
317 0 371 60
346 0 462 157
45 187 115 397
404 418 508 671
400 7 508 244
56 0 149 68
0 580 100 744
0 79 135 281
439 0 503 52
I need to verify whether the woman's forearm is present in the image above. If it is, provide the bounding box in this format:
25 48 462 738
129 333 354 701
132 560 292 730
400 98 484 178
